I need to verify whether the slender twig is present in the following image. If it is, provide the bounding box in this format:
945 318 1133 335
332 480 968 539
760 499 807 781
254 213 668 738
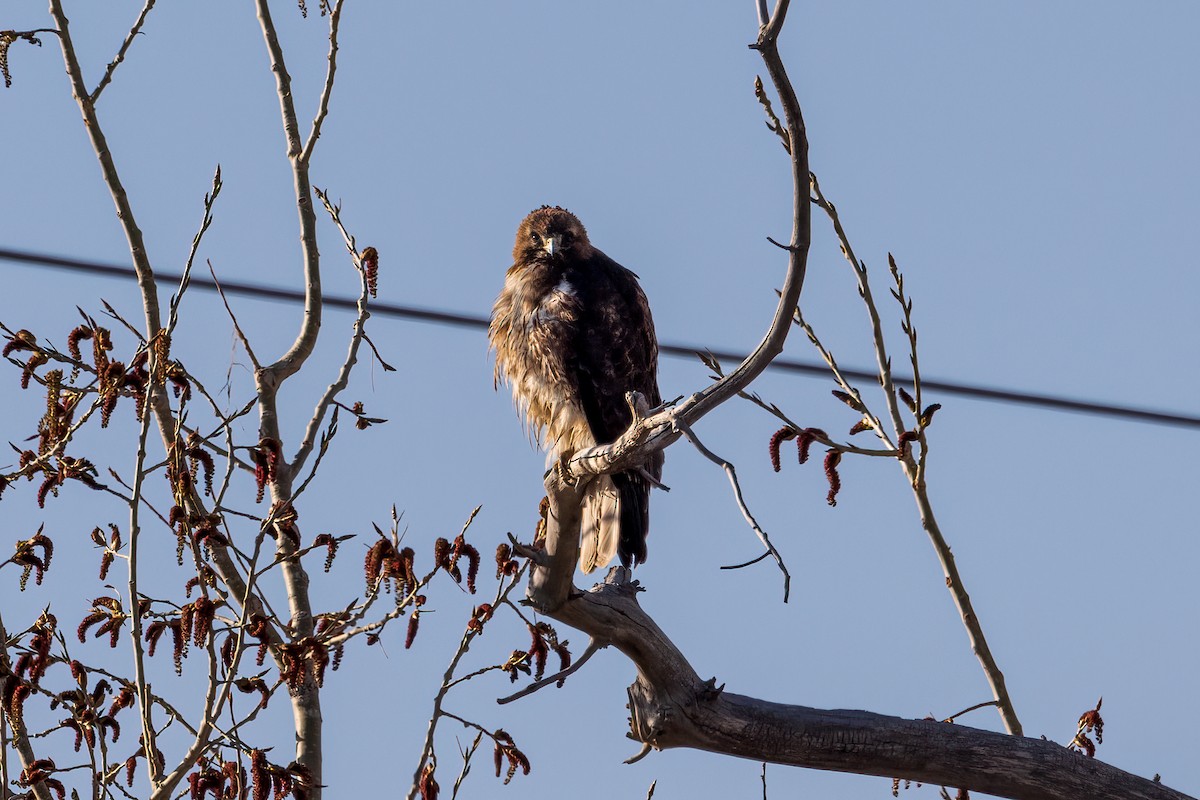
808 173 1021 736
449 732 482 800
126 355 161 786
206 261 260 371
496 639 602 704
89 0 157 104
406 568 527 800
704 353 895 457
942 699 1000 723
290 188 372 477
673 421 790 601
289 407 339 503
888 254 932 486
810 172 906 439
300 0 346 166
165 167 223 339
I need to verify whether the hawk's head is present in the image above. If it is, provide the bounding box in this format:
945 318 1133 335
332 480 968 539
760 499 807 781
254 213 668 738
513 206 592 264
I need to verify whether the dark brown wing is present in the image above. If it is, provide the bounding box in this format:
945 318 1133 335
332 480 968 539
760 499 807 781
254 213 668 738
564 248 662 567
566 250 660 443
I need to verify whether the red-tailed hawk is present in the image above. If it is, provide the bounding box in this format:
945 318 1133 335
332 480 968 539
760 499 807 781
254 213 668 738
489 206 663 574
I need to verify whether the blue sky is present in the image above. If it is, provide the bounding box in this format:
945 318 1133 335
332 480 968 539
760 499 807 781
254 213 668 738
2 2 1199 798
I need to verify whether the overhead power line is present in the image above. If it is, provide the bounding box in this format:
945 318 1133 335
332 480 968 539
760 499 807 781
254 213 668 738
3 246 1198 430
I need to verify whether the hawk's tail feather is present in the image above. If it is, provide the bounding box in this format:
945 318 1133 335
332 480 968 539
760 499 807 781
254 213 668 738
613 471 650 569
579 476 620 574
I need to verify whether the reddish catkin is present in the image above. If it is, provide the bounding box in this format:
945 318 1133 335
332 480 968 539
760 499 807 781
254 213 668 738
311 641 330 688
363 539 392 593
100 715 120 743
237 678 271 710
77 612 107 643
823 449 842 506
251 450 269 504
433 537 451 570
169 619 186 675
5 676 32 729
251 750 269 800
220 632 237 669
98 549 114 581
495 544 512 579
461 543 481 594
189 447 215 496
21 351 48 390
797 428 822 465
2 329 37 358
179 605 195 651
108 686 134 717
313 533 338 572
768 426 795 472
144 620 167 657
897 430 919 457
398 547 417 597
528 625 549 681
920 403 942 427
192 596 216 647
553 641 572 687
406 612 420 649
361 246 379 298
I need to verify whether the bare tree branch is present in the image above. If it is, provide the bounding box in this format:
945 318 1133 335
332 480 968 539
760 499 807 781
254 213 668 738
673 421 790 600
89 0 157 104
809 172 1022 737
495 639 602 705
289 188 373 478
300 0 345 166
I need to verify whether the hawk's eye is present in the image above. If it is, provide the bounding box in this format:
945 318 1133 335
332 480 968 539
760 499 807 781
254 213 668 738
529 232 541 245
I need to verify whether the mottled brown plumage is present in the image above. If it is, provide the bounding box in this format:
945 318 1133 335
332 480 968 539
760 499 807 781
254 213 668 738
489 206 662 573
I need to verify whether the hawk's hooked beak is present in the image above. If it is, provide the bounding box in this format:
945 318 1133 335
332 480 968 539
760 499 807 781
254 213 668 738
543 235 562 258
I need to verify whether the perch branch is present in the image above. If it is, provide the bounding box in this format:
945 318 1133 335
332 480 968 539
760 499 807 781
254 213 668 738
553 0 811 493
529 521 1191 800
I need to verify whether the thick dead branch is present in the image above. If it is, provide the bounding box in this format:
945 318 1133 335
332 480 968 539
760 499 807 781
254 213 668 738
526 519 1191 800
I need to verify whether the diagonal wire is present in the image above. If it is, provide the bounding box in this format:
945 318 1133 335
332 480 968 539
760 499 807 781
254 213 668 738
2 246 1198 430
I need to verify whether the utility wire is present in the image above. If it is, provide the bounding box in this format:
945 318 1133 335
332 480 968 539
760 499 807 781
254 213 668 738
3 246 1198 430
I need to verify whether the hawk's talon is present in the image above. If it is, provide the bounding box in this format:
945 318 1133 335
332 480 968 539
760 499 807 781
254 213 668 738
552 455 578 488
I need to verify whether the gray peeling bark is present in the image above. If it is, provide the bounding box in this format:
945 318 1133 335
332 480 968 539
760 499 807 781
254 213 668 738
527 474 1193 800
